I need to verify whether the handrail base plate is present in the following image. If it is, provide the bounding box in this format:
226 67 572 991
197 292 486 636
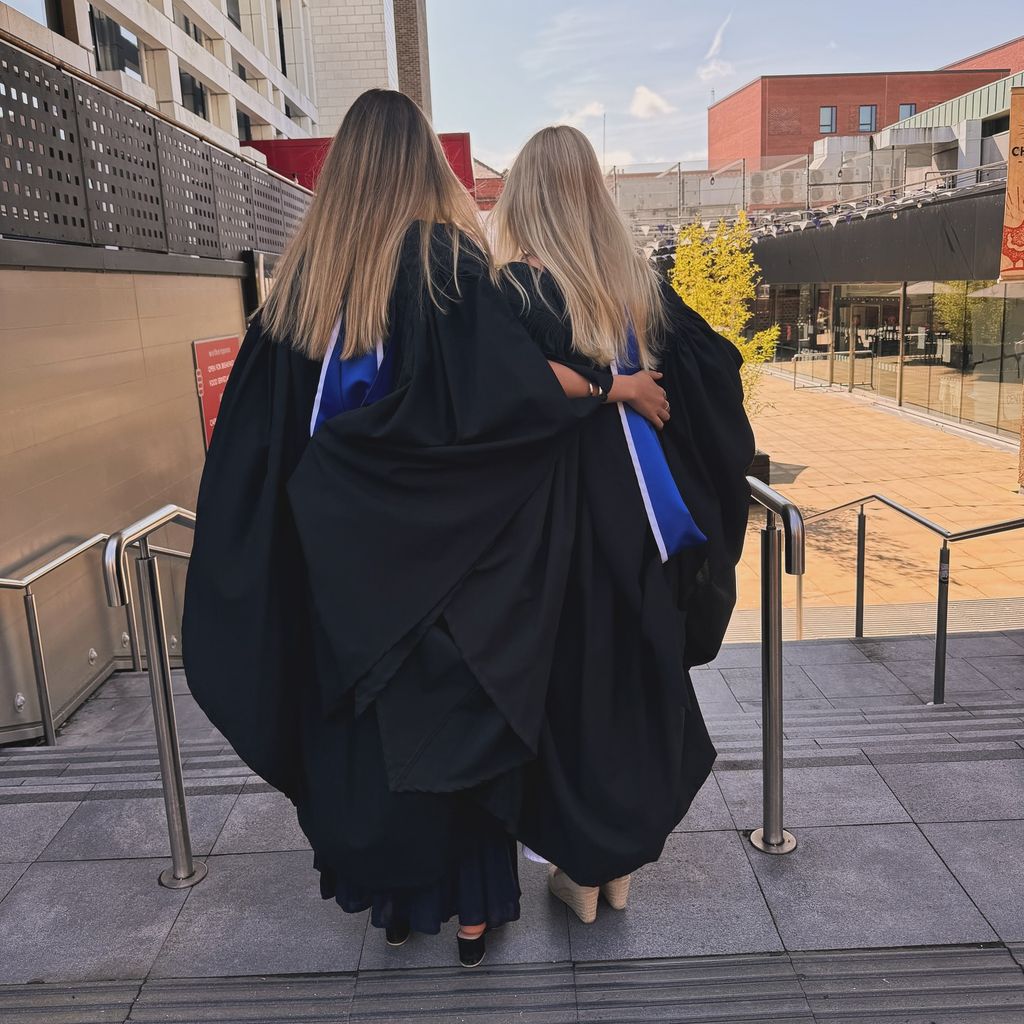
749 828 797 856
158 861 208 889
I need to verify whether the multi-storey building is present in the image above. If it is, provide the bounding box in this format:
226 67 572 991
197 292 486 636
708 68 1009 169
0 0 431 152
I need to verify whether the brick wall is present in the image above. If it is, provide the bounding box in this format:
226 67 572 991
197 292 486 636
707 79 763 167
709 70 1009 166
945 36 1024 76
394 0 431 118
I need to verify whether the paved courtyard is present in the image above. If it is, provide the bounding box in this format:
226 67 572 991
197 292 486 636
733 374 1024 639
1 634 1023 1022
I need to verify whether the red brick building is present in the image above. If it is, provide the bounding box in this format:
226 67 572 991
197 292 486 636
708 68 1008 168
943 34 1024 75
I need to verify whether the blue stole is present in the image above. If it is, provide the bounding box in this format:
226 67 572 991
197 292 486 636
310 318 395 435
613 327 707 562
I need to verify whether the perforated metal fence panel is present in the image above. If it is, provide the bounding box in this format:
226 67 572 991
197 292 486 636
252 167 286 253
281 182 311 244
73 79 166 251
0 40 90 243
211 149 257 259
154 121 220 257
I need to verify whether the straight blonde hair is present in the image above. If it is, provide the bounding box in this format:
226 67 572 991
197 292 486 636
491 125 665 369
262 89 487 360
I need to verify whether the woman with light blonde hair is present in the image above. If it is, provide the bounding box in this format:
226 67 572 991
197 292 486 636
491 125 755 923
183 91 668 967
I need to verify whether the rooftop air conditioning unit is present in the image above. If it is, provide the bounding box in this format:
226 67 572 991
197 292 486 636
780 171 794 186
750 189 766 204
810 187 826 203
780 187 795 203
809 169 827 185
750 173 766 188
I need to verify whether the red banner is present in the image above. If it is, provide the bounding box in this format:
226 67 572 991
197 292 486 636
192 336 241 450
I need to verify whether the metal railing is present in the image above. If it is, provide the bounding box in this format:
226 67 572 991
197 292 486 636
746 477 805 856
103 506 206 890
1 535 144 745
802 496 1024 704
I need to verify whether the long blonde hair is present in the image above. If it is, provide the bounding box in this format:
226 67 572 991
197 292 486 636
491 125 664 369
262 89 486 360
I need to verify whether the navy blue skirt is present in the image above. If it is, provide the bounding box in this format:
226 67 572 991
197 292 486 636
316 813 521 934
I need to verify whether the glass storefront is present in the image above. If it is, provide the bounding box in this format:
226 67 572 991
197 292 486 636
770 279 1024 440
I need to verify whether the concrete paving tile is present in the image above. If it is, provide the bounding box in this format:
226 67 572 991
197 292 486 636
0 802 79 862
151 851 366 978
745 823 997 951
802 663 913 698
947 636 1024 659
0 858 187 983
921 820 1024 942
717 765 911 829
1002 630 1024 650
0 862 29 902
874 759 1024 823
854 638 941 662
0 979 143 1023
675 775 736 832
721 666 826 702
357 855 568 971
783 642 870 666
566 831 782 961
739 699 836 713
38 794 238 860
887 658 1000 694
706 646 762 670
868 743 1024 765
826 694 926 710
212 790 310 854
968 656 1024 689
690 669 736 704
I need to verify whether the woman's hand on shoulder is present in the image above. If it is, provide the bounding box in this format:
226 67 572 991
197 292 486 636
609 371 670 430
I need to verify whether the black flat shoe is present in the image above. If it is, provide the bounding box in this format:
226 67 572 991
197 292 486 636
385 922 411 947
457 930 486 968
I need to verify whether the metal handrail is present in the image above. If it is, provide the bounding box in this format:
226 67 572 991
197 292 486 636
1 533 145 745
103 506 206 891
745 477 805 856
801 494 1024 703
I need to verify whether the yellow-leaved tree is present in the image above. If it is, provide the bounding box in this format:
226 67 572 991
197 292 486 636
670 211 779 414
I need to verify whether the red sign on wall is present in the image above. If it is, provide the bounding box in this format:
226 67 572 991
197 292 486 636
192 336 241 450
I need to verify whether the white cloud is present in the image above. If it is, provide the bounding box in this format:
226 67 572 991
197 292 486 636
698 13 734 80
602 148 637 169
827 39 839 50
558 100 605 128
629 86 675 119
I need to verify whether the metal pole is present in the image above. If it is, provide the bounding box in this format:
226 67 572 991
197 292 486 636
932 543 951 706
23 587 57 747
896 281 907 407
750 511 797 855
124 566 144 672
135 540 207 888
855 506 867 638
794 574 804 640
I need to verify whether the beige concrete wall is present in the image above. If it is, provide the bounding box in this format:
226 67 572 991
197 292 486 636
0 267 245 741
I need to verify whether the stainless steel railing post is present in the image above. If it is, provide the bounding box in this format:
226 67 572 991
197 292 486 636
932 543 951 706
750 505 798 856
134 538 207 889
855 505 867 638
23 587 57 747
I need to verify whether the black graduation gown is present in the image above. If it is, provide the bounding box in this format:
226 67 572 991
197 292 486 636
182 225 602 898
497 264 754 886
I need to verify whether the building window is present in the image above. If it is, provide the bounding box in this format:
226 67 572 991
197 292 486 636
819 106 837 134
9 0 63 31
179 70 208 120
90 7 143 82
226 0 241 29
237 109 252 141
859 104 877 132
276 0 288 76
899 103 917 120
174 8 208 47
236 62 248 82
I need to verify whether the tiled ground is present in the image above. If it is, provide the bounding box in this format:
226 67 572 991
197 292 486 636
0 635 1023 1020
736 375 1024 620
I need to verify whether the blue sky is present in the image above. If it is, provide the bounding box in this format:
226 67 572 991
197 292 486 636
425 1 1022 170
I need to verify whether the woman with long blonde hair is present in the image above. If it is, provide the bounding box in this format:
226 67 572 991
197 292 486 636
183 92 667 967
491 125 755 922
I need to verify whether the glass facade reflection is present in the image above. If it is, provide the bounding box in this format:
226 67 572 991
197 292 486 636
772 279 1024 439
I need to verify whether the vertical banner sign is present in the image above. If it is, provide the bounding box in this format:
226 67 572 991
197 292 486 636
192 336 241 450
1001 87 1024 282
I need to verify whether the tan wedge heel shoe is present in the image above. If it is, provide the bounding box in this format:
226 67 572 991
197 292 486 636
600 874 631 910
547 866 599 924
